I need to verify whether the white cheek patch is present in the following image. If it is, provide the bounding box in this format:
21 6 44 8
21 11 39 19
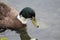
17 15 27 24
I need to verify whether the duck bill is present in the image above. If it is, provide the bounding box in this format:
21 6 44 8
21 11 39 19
31 17 39 28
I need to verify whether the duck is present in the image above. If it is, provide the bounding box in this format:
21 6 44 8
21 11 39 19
0 3 39 40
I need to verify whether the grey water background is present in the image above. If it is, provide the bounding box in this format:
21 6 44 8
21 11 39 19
0 0 60 40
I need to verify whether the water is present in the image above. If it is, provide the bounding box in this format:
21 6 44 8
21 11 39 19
0 0 60 40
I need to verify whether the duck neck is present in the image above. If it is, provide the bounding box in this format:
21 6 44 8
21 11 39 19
17 15 27 24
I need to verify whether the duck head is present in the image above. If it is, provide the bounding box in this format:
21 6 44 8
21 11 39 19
17 7 39 28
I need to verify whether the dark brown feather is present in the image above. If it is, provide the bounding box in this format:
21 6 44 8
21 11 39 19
0 3 26 30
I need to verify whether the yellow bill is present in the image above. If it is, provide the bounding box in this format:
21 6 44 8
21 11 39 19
31 17 39 28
